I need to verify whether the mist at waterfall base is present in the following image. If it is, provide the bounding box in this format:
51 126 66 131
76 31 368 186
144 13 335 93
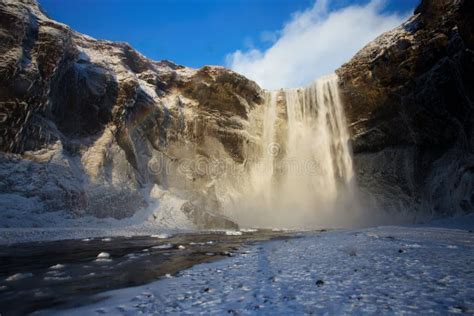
221 74 372 230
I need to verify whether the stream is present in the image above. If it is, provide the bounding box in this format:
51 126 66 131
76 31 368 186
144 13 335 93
0 230 298 315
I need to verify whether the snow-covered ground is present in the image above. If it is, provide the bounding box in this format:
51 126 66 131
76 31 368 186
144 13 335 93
0 186 198 245
47 215 474 315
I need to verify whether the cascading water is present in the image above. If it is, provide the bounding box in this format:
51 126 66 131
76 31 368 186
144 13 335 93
226 74 359 229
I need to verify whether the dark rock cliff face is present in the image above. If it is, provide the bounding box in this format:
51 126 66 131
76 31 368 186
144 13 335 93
337 0 474 219
0 0 261 228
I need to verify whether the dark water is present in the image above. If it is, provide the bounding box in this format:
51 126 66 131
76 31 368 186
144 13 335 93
0 230 296 315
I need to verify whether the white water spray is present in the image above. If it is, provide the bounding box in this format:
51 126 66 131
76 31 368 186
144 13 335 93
226 74 358 229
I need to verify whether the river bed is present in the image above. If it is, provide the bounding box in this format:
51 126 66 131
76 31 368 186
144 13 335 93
0 230 298 315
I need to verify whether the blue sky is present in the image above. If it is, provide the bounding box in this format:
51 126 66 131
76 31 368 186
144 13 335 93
39 0 420 88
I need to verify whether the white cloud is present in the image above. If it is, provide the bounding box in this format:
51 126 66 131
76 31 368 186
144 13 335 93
226 0 409 89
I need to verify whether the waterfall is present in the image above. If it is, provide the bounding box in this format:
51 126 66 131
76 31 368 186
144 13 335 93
249 91 279 208
226 74 358 229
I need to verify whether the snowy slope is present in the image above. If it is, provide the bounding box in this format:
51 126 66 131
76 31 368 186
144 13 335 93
0 185 197 245
48 215 474 315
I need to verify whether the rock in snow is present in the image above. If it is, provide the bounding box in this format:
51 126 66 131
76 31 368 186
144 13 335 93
5 272 33 282
49 264 65 270
96 252 110 259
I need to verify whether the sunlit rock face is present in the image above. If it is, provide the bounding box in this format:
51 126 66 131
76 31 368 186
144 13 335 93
0 0 262 228
337 0 474 219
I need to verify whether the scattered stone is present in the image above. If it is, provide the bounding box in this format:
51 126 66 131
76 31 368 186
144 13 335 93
49 264 65 270
225 231 242 236
6 273 33 282
151 234 170 239
97 252 110 259
449 305 467 313
152 243 173 250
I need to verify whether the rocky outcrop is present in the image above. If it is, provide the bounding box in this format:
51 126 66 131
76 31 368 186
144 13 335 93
0 0 263 228
337 0 474 219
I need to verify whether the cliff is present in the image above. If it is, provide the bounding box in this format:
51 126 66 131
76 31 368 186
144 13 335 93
0 0 262 229
337 0 474 218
